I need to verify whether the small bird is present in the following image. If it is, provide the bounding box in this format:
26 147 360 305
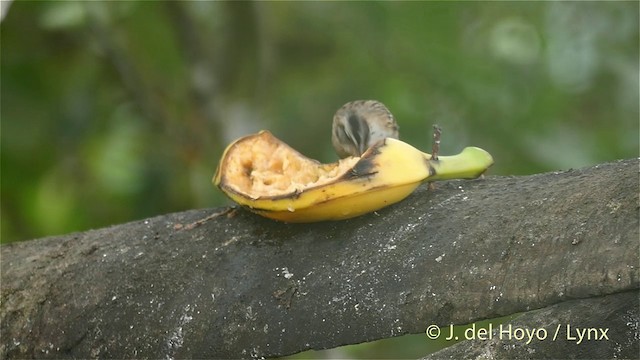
331 100 399 158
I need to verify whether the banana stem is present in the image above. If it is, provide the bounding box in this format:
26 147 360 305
423 147 494 181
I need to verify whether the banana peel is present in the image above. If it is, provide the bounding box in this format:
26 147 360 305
213 130 493 223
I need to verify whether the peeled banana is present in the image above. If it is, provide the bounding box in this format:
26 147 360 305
213 130 493 223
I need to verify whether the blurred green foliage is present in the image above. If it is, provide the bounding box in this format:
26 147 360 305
1 1 638 358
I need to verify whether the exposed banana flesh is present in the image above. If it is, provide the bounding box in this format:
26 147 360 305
213 130 493 223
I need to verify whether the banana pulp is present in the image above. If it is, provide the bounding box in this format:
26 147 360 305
213 130 493 222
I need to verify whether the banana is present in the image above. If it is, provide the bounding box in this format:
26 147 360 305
213 130 493 223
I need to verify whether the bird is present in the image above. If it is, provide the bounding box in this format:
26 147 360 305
331 100 399 158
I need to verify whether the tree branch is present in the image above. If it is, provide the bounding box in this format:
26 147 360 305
2 158 638 359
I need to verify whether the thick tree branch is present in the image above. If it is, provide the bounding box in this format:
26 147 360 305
1 158 638 359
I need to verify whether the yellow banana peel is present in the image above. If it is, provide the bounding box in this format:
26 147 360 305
213 130 493 222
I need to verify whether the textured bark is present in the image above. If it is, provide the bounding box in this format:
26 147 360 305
1 158 638 359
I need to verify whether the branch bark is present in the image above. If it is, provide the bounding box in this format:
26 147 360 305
2 158 638 359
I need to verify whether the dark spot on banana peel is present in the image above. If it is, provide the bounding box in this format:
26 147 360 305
340 144 382 180
262 192 301 201
427 161 437 177
342 160 378 180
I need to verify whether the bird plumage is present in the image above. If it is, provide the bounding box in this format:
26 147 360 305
332 100 399 158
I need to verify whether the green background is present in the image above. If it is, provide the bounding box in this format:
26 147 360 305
1 2 638 357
